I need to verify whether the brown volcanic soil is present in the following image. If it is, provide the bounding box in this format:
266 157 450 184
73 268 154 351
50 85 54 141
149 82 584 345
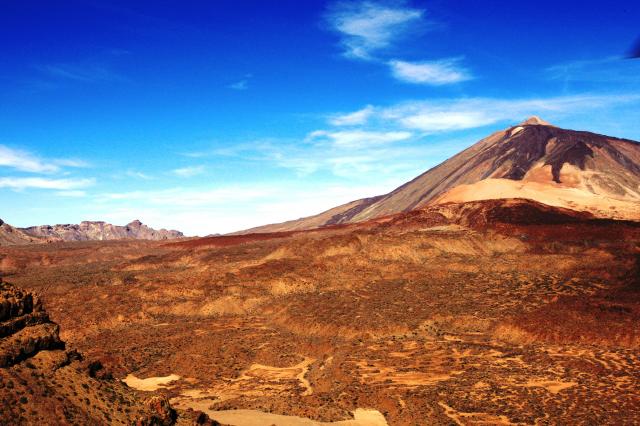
1 199 640 425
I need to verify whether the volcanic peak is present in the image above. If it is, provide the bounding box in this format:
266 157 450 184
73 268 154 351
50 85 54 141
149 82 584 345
520 116 553 126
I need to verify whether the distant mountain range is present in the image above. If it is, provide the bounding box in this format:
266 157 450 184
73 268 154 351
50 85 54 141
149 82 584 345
0 219 183 246
241 117 640 233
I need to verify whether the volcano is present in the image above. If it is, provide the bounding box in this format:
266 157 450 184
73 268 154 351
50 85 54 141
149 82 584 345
244 117 640 233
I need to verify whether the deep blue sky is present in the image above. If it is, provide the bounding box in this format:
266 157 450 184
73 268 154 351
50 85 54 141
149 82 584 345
1 0 639 234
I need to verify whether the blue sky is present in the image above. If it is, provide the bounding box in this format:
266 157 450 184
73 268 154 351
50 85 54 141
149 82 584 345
1 0 639 235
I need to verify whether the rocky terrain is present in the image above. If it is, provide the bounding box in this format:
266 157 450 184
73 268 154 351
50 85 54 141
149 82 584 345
1 198 639 425
8 219 184 244
0 279 220 425
0 219 49 246
244 117 640 233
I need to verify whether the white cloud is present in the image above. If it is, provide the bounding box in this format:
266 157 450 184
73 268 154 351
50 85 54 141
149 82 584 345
55 190 87 197
326 1 424 59
388 58 472 85
52 158 89 168
0 177 94 190
0 145 88 173
307 129 412 148
397 110 491 131
546 56 640 85
374 94 640 132
171 165 205 177
330 105 375 125
228 80 248 90
0 145 59 173
98 186 272 206
228 73 252 90
125 170 153 180
40 63 125 83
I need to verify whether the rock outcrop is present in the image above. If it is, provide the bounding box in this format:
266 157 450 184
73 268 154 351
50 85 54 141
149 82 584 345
0 279 207 425
0 219 50 246
20 219 184 242
0 281 64 367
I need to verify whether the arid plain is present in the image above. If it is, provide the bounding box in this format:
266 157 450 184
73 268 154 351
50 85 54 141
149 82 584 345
2 198 639 425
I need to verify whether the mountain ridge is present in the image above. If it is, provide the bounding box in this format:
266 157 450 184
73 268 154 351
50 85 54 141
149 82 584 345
0 219 183 245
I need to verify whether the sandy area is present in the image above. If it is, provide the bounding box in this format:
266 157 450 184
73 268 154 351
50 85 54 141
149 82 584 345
204 408 387 426
123 373 181 391
434 175 640 220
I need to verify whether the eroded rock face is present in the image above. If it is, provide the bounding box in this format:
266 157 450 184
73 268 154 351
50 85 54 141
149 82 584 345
0 220 46 246
21 219 184 242
0 281 63 367
135 396 178 426
0 280 204 425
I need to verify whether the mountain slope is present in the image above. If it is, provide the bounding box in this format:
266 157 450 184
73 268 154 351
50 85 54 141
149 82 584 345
21 219 184 242
0 219 52 246
242 117 640 233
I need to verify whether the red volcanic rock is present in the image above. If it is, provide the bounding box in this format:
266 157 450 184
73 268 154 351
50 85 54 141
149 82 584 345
135 396 178 426
0 281 64 367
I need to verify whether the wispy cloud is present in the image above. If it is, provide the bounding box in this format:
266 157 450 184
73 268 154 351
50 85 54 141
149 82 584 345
171 165 205 177
228 80 248 90
325 1 471 86
359 94 640 132
546 56 640 86
0 145 59 173
0 145 86 173
34 49 131 87
326 0 424 60
330 105 375 126
98 185 275 206
39 64 125 83
307 129 412 148
53 158 89 168
55 190 87 197
228 73 252 90
388 58 473 85
125 170 153 180
0 177 94 190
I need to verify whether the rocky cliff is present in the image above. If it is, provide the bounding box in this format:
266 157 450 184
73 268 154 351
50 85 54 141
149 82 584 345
0 280 217 425
20 219 184 242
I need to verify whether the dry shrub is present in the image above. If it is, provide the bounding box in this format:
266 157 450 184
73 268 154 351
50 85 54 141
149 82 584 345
261 246 296 262
146 296 263 317
493 324 537 345
269 278 316 296
366 243 439 263
199 296 263 316
319 244 359 258
432 315 493 333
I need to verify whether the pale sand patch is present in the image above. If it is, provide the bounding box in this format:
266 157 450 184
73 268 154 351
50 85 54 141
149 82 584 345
433 177 640 220
203 408 387 426
236 357 315 396
510 126 524 136
123 373 181 391
355 360 461 387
